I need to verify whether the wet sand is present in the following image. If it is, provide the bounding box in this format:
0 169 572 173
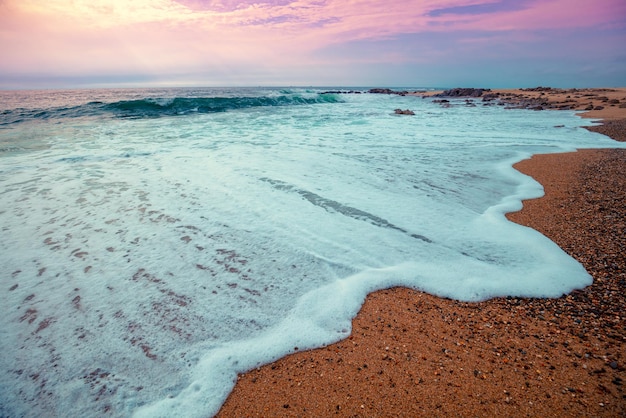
218 90 626 417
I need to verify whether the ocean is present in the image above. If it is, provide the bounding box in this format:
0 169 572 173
1 87 624 417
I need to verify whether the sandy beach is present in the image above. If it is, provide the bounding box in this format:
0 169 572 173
218 89 626 417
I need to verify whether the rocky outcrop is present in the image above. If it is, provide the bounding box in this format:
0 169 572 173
320 90 363 94
425 86 626 113
520 86 559 92
434 88 491 98
368 88 410 96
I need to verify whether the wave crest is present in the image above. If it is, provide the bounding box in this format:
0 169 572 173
0 93 343 125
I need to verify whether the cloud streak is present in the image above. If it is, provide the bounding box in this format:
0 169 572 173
1 0 625 87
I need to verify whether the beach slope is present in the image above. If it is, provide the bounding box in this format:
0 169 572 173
218 89 626 417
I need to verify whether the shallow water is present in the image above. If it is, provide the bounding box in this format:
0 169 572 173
1 87 623 417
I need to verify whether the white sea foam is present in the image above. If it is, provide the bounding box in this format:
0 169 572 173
0 88 624 417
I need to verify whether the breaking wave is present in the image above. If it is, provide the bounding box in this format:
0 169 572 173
0 93 342 125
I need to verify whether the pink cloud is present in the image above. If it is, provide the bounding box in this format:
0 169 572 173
0 0 624 86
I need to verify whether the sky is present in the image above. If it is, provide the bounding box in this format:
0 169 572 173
0 0 625 89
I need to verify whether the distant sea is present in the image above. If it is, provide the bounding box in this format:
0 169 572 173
1 87 624 417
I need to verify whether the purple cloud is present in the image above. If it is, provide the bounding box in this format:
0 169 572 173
175 0 294 12
428 0 534 17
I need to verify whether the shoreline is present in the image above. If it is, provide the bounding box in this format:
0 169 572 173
218 90 626 417
419 87 626 121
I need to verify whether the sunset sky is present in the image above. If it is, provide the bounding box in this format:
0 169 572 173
1 0 625 89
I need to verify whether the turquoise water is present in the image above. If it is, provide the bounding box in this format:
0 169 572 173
0 87 623 417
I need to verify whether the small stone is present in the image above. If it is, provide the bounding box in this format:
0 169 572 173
609 361 618 369
394 108 415 115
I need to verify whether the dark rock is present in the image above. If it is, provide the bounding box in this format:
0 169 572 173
368 88 409 95
482 93 499 101
434 88 491 98
520 86 555 92
369 88 394 94
321 90 364 94
394 109 415 115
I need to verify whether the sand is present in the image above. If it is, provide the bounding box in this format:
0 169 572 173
217 90 626 417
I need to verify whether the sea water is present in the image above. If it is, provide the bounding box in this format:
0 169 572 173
0 87 623 417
